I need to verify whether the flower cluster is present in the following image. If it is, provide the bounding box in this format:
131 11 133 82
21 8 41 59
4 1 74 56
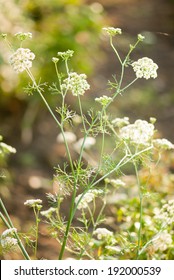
103 27 122 36
61 72 90 96
9 48 35 73
137 34 145 42
153 138 174 150
110 179 126 188
132 57 158 79
119 119 155 146
1 228 17 238
93 228 113 240
95 95 112 107
40 207 56 219
152 231 172 251
0 142 16 154
1 228 18 250
75 189 103 210
24 199 42 208
112 117 130 128
14 32 32 41
155 199 174 225
57 50 74 60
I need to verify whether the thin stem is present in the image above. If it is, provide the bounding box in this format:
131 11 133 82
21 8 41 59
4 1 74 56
87 205 95 227
33 207 40 259
99 109 107 167
77 94 87 133
0 212 11 228
3 37 13 52
133 159 143 259
26 69 61 127
58 187 77 259
65 59 70 75
124 38 142 65
54 62 61 87
110 36 122 65
120 77 138 93
137 194 143 258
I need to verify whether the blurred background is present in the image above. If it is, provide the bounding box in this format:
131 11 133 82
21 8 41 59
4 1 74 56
0 0 174 259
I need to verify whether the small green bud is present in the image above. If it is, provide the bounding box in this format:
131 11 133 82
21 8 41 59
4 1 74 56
0 33 7 39
52 57 59 63
150 117 157 124
95 95 112 107
57 50 74 60
138 34 145 41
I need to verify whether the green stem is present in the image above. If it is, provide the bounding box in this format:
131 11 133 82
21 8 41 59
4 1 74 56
26 69 61 127
77 94 87 133
137 194 143 258
33 207 40 259
110 36 122 65
99 109 106 167
133 159 143 259
58 188 77 259
120 77 138 93
0 212 11 228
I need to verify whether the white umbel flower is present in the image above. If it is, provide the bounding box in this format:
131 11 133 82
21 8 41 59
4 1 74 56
112 117 130 128
61 72 90 96
14 32 32 41
153 138 174 150
1 228 17 238
153 231 172 251
155 199 174 225
9 48 35 73
0 142 16 154
75 189 103 210
95 95 112 106
110 179 126 188
103 27 122 36
40 207 56 218
132 57 158 79
1 237 18 248
75 191 95 209
24 199 42 207
93 228 113 240
1 228 18 250
119 119 154 146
